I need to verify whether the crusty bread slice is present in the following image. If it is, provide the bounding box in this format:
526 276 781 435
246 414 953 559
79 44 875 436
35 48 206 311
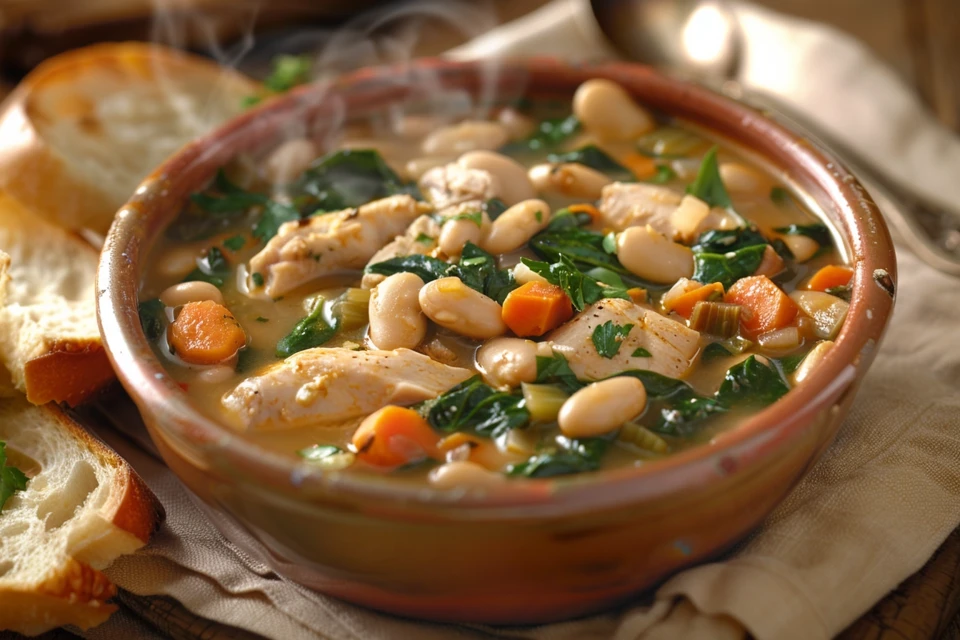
0 396 164 635
0 197 115 406
0 41 258 233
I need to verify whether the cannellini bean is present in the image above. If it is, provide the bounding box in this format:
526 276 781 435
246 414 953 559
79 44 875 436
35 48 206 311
616 225 694 284
482 199 551 254
513 262 549 285
404 156 450 181
419 277 507 340
793 340 835 384
421 120 509 156
429 461 506 489
476 337 539 389
719 162 770 193
368 272 427 350
497 107 536 140
438 210 491 256
458 150 536 205
264 138 316 185
670 195 711 242
572 78 655 142
196 365 235 384
558 377 648 439
157 246 203 280
160 281 224 308
780 234 820 263
528 163 612 200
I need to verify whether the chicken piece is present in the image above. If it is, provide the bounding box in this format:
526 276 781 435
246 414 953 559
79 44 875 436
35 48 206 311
222 348 473 431
247 194 431 298
546 298 700 381
418 162 498 210
361 215 440 288
600 182 736 239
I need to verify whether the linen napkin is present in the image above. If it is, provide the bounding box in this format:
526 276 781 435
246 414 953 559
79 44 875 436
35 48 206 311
84 2 960 639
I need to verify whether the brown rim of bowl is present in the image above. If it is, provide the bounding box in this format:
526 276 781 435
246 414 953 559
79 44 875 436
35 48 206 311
97 58 896 519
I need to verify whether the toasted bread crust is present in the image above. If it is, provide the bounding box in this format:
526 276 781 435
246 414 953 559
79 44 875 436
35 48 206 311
22 340 115 406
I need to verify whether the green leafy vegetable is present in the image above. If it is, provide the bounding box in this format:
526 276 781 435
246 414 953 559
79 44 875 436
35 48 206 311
692 227 769 254
773 223 833 247
276 298 338 358
602 232 617 254
252 201 302 242
777 353 807 375
686 147 732 209
424 376 529 438
632 347 652 358
485 197 509 218
700 342 732 363
183 246 230 287
591 321 634 358
414 232 434 245
503 114 580 152
365 254 453 283
251 272 265 287
186 169 300 243
646 163 677 184
263 54 312 93
291 149 420 213
447 208 483 227
530 221 635 277
716 355 790 407
692 244 767 289
506 437 607 478
0 441 28 513
535 352 584 393
521 256 629 311
546 145 630 176
223 235 246 251
138 299 166 341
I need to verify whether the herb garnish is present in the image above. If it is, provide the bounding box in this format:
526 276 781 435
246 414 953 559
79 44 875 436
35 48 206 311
0 441 28 513
686 147 732 209
138 299 166 341
183 247 230 287
423 376 529 438
632 347 652 358
506 437 607 478
520 256 629 311
276 298 338 358
591 321 634 358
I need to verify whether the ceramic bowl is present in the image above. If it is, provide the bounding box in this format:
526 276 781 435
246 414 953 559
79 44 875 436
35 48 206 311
96 59 896 624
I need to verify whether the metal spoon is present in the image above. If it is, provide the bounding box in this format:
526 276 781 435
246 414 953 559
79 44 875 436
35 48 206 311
590 0 960 275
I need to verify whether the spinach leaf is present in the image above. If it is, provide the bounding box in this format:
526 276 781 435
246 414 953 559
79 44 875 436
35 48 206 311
365 254 453 283
700 342 732 363
506 437 607 478
234 347 258 373
656 390 726 436
521 256 628 311
292 149 421 212
452 243 520 304
543 208 593 232
686 147 732 209
502 114 581 152
777 353 806 375
592 321 634 358
716 355 790 407
535 352 585 393
546 145 630 176
530 224 632 276
692 227 769 254
264 54 312 93
632 347 652 358
646 163 677 184
611 369 692 398
253 201 303 242
773 223 833 247
223 235 246 251
485 197 509 219
276 298 338 358
483 268 520 305
692 244 767 289
0 441 28 513
183 247 230 287
138 299 166 341
424 376 529 438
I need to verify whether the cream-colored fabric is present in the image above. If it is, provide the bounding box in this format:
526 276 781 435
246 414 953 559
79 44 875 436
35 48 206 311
85 2 960 639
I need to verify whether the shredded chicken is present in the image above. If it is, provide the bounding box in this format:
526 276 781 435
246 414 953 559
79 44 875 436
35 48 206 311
599 182 735 239
418 162 498 210
246 194 430 298
221 348 474 431
546 298 700 380
361 214 440 288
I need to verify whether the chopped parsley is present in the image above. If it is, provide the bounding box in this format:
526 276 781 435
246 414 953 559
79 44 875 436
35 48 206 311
631 347 652 358
591 321 634 359
0 441 28 513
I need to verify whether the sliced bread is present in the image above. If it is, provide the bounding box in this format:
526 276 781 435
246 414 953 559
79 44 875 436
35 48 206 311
0 397 164 635
0 41 258 233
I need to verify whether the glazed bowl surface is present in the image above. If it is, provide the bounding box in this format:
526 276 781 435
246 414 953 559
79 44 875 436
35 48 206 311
96 59 896 624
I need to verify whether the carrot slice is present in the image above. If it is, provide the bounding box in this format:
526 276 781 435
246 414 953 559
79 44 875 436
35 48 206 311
621 152 657 180
627 287 648 304
805 265 853 292
168 300 246 365
725 275 799 339
352 406 440 468
566 203 601 221
502 281 574 337
664 282 724 319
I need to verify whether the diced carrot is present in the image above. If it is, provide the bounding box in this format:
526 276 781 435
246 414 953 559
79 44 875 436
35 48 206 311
753 245 785 278
502 281 575 337
168 300 246 365
627 287 648 304
621 152 658 180
805 265 853 292
664 282 724 319
566 203 601 221
352 406 440 467
725 275 799 339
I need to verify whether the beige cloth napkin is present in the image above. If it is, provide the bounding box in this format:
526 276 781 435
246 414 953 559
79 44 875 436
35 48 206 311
85 2 960 639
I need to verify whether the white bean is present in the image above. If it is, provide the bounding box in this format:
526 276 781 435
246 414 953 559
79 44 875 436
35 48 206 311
421 120 509 156
438 210 491 257
616 225 694 284
793 340 835 384
528 163 612 200
196 365 235 384
157 246 203 280
264 138 316 185
669 195 711 243
780 234 820 263
481 199 551 255
458 151 536 205
160 281 223 308
419 277 507 340
719 162 770 193
497 107 536 140
572 78 655 142
558 377 648 439
476 337 539 389
428 461 505 489
404 156 450 181
512 262 549 285
368 272 427 351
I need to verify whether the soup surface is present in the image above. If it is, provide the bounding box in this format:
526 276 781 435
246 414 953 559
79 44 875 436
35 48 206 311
141 78 852 485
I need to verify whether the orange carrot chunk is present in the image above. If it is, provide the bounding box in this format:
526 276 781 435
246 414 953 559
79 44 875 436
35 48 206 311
168 300 246 365
621 152 658 180
664 282 724 319
501 281 574 337
352 406 440 468
805 265 853 292
566 203 601 221
725 275 799 339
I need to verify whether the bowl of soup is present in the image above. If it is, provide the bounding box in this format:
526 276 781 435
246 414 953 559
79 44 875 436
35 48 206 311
97 59 896 623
